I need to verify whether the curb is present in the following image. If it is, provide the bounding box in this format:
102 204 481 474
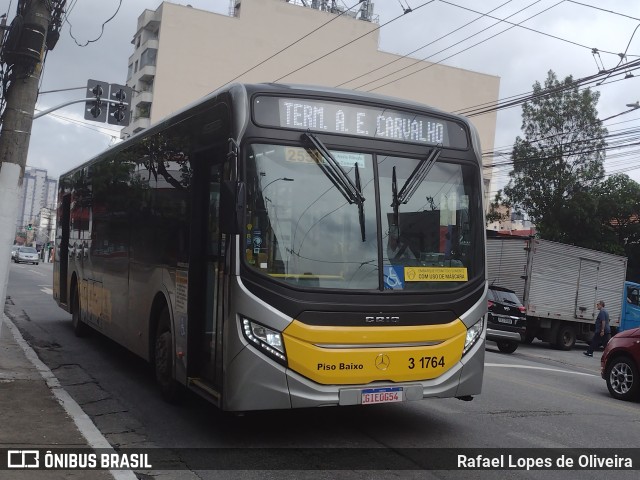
2 313 137 480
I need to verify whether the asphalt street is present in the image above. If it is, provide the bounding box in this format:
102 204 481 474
3 261 639 479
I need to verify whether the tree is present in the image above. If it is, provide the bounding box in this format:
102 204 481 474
597 174 640 247
500 70 608 243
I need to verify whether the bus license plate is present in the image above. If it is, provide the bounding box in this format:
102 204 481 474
497 317 513 324
361 387 403 405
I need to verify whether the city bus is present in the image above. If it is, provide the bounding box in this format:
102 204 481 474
53 83 487 411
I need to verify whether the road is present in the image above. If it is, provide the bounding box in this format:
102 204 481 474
4 262 639 479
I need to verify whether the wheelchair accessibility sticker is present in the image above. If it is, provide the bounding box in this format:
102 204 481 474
384 265 404 290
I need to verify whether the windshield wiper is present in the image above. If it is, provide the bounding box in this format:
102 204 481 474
355 163 366 241
303 131 366 241
303 131 364 205
391 144 442 228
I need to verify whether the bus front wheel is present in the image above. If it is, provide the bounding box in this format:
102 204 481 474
154 307 181 403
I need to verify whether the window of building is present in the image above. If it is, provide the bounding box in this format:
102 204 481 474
140 48 158 68
134 60 139 73
127 64 133 80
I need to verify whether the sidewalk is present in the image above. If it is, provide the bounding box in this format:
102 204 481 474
0 312 129 479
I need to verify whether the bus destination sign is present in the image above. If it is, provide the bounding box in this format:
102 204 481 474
253 96 467 148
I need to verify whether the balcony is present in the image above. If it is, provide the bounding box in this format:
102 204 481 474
137 9 161 33
139 38 159 52
131 117 151 132
136 90 153 104
136 65 156 83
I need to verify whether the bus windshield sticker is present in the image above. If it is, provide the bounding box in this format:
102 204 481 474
332 152 365 169
284 148 365 169
404 267 468 282
384 265 404 289
253 96 468 148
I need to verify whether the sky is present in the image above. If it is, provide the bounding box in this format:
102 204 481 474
5 0 640 197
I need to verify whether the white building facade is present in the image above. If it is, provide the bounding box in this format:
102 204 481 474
15 167 57 245
122 0 500 198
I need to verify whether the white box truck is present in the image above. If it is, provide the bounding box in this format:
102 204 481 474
486 235 628 350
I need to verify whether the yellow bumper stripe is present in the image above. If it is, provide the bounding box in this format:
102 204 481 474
283 319 467 385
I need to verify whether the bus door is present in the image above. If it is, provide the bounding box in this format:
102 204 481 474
188 151 226 389
58 194 71 305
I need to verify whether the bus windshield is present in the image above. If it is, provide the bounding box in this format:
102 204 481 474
244 143 481 291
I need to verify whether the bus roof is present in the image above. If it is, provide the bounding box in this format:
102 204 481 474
59 82 478 179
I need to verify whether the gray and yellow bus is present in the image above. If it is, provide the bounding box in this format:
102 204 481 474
53 83 487 411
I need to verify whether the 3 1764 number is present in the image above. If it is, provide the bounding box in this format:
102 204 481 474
408 356 445 369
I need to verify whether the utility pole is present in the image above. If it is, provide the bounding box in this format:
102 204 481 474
0 1 54 305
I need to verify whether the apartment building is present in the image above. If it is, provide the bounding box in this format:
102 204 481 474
14 167 57 245
123 0 500 193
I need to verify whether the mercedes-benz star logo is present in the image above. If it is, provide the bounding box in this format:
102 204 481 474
375 354 390 370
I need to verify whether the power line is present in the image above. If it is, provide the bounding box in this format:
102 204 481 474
334 0 516 89
66 0 122 47
217 0 365 90
273 0 437 83
354 0 548 91
566 0 640 22
458 59 640 118
363 0 566 93
486 114 640 157
35 108 123 136
439 0 637 58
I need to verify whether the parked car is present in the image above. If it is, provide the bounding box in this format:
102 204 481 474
486 285 527 353
601 327 640 401
14 246 39 265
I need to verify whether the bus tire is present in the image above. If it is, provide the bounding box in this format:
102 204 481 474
497 341 518 354
154 307 181 403
71 285 90 337
556 324 576 351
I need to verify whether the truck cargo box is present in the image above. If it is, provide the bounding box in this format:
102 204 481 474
487 234 627 349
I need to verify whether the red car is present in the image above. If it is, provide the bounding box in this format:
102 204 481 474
601 327 640 401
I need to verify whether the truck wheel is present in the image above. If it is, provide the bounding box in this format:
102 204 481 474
606 356 639 401
555 325 576 350
497 341 518 354
154 307 181 403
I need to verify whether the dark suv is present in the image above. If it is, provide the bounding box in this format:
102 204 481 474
486 285 527 353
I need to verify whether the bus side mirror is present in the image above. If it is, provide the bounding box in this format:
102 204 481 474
220 180 245 234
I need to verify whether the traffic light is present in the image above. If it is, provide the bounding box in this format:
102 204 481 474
107 83 132 126
27 224 32 230
84 79 107 122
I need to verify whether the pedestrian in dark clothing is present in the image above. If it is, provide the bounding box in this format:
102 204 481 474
584 300 610 356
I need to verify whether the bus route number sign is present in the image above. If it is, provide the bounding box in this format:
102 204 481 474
361 387 404 405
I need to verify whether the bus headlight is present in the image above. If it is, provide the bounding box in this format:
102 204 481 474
241 318 287 365
463 318 484 356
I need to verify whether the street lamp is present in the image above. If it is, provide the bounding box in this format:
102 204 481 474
600 102 640 122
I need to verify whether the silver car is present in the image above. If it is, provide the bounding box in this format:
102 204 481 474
15 246 39 265
11 245 19 260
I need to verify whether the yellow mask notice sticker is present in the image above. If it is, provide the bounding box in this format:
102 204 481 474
404 267 468 282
